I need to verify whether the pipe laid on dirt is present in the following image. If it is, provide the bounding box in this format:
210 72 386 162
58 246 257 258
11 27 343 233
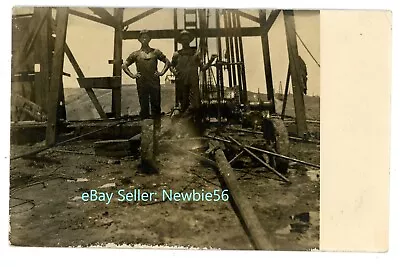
228 136 291 184
10 119 130 161
214 146 274 250
205 134 320 169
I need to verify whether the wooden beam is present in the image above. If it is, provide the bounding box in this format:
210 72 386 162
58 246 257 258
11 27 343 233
259 10 276 113
122 27 263 39
236 10 259 23
173 8 178 51
283 10 308 136
46 7 69 146
265 10 281 30
88 7 116 26
13 8 50 74
64 44 107 119
123 8 162 27
281 63 291 119
214 146 274 250
112 8 124 118
77 77 122 89
33 7 52 111
69 9 115 27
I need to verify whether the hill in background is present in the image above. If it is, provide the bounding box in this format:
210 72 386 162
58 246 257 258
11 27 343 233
65 84 319 121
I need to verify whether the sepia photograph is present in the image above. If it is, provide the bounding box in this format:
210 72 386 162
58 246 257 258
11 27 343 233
9 7 320 250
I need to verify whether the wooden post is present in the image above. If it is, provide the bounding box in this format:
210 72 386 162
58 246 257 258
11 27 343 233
283 10 307 136
232 12 243 103
281 63 291 119
173 8 178 52
236 12 248 104
112 8 123 118
259 10 276 113
33 7 51 111
46 7 69 145
216 9 224 103
227 11 237 87
214 146 274 250
223 10 233 88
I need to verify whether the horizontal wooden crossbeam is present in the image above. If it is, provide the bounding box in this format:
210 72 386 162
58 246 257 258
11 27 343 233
77 76 122 89
122 27 263 39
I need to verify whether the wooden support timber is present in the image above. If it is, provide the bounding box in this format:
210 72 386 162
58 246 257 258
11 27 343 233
69 8 115 27
64 44 107 119
236 10 259 23
33 7 52 111
46 7 69 145
283 10 308 136
112 8 123 118
259 10 276 114
88 7 116 26
214 145 274 250
123 27 265 40
123 8 162 27
77 76 122 89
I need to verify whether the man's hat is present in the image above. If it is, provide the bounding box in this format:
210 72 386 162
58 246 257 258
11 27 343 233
177 30 194 43
138 29 151 39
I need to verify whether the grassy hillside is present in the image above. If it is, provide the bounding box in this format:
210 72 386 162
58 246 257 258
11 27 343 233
64 84 319 121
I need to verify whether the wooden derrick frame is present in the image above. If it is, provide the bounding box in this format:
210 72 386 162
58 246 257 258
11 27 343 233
11 7 308 144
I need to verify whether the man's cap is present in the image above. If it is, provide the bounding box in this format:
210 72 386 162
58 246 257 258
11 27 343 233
178 30 194 43
138 29 151 38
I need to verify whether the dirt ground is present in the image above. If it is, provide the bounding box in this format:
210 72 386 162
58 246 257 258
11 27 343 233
9 90 320 250
9 130 319 250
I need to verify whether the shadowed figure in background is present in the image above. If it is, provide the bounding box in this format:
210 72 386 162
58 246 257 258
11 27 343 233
170 30 217 133
122 29 170 131
298 55 308 95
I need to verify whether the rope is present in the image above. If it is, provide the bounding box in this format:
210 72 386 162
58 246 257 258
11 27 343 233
295 31 320 68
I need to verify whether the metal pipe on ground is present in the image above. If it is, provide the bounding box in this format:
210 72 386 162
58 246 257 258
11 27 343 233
10 119 130 160
205 134 320 169
228 136 291 184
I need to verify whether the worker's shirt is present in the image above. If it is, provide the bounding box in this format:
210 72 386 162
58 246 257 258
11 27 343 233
171 48 202 85
126 48 167 88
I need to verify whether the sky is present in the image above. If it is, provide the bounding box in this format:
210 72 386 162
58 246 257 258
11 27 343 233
14 8 320 96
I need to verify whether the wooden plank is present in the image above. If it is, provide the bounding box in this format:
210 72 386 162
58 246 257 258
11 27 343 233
46 7 69 146
77 76 121 89
122 27 263 40
236 10 259 23
112 8 123 118
259 10 276 113
214 146 274 250
123 8 162 27
69 8 115 27
33 7 52 111
64 44 107 119
283 10 308 136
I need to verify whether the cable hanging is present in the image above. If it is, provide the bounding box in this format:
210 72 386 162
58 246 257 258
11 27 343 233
295 31 320 68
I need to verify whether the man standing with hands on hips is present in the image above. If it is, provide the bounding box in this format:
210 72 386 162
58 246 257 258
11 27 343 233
122 29 170 132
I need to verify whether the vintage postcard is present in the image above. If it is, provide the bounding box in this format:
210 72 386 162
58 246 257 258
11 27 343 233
8 7 390 252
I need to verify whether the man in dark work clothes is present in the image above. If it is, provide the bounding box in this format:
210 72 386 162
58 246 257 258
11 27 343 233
170 30 217 117
122 30 170 130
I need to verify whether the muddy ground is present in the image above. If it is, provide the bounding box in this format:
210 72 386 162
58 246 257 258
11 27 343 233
9 90 320 250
